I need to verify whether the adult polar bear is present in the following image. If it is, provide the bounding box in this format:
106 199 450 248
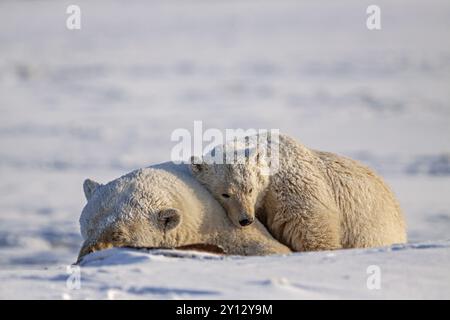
191 133 407 251
77 162 291 262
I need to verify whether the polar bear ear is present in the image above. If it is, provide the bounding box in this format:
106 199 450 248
157 208 181 232
190 156 206 174
83 178 101 201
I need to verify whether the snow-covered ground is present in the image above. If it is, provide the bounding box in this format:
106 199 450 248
0 0 449 299
2 242 450 300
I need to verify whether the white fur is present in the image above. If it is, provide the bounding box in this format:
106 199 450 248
191 134 407 251
78 162 291 261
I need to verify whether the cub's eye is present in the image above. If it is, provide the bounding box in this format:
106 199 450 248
249 188 253 194
221 193 230 198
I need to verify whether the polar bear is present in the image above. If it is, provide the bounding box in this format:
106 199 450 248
77 162 291 262
190 133 407 251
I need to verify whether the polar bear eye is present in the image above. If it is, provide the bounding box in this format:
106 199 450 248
221 193 230 199
248 188 253 194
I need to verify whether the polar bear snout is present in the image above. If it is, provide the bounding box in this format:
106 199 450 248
238 213 254 227
77 240 113 264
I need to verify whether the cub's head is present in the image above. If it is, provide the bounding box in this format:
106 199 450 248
78 169 183 262
190 149 270 228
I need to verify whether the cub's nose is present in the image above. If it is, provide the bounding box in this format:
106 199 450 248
239 218 254 227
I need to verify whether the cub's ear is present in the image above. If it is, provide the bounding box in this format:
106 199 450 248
83 178 101 201
189 156 205 174
157 208 181 231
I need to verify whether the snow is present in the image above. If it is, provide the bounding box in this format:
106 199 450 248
2 242 450 299
0 0 449 299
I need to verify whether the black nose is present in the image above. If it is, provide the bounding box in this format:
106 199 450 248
239 218 253 227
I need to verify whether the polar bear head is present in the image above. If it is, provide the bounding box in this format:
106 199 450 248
190 140 272 228
78 163 289 262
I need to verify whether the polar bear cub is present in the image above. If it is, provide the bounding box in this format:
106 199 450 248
190 133 407 251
